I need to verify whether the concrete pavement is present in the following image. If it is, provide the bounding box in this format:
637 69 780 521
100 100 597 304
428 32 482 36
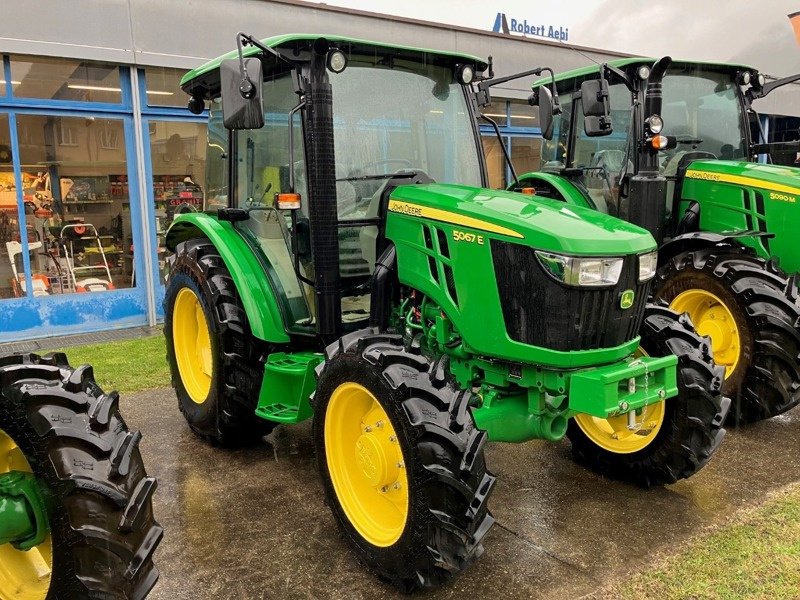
120 387 800 599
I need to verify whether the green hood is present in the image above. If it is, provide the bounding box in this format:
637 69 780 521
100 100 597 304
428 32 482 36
389 183 656 255
685 160 800 197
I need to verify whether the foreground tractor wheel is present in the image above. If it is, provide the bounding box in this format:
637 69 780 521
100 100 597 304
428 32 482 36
568 304 729 487
165 238 275 446
0 353 161 599
314 330 495 592
654 247 800 423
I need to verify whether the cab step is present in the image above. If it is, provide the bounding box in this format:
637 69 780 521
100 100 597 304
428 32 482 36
254 351 324 424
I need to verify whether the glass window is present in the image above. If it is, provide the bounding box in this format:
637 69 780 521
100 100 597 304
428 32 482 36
144 67 188 107
0 114 24 299
660 68 748 163
15 115 134 294
571 83 632 215
148 120 208 283
234 73 310 327
481 102 507 125
10 56 122 103
541 92 572 167
483 135 509 189
510 137 541 177
509 99 539 128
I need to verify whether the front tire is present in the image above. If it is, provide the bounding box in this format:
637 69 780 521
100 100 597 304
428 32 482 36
313 329 495 592
0 353 162 599
567 304 730 487
164 238 275 446
654 246 800 423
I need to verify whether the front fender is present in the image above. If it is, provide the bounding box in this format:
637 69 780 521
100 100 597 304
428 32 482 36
513 172 595 210
166 213 290 343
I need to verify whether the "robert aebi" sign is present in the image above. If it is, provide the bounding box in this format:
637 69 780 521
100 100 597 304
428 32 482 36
491 12 570 42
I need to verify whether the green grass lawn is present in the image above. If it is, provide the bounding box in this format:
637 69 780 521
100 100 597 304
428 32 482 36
617 483 800 599
52 334 171 394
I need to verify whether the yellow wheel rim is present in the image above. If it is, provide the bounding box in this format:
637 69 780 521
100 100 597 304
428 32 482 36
574 348 666 454
670 289 740 378
324 383 408 547
0 428 52 600
173 287 213 404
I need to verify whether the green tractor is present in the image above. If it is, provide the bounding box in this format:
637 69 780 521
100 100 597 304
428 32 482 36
0 354 162 599
164 34 727 591
513 57 800 423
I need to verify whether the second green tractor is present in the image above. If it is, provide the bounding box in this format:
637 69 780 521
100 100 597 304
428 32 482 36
163 34 728 591
515 57 800 423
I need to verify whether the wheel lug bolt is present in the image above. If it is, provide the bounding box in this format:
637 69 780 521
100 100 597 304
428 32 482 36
381 485 389 493
388 435 397 442
393 482 401 490
364 425 372 433
375 420 384 428
396 462 405 469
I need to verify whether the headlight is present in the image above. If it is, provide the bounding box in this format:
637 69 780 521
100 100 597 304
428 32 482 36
536 251 623 287
638 250 658 282
646 114 663 134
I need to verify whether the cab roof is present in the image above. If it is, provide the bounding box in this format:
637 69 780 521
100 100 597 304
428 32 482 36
532 57 755 89
181 33 489 99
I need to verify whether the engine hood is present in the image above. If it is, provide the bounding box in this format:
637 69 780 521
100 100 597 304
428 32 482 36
684 160 800 199
389 183 656 256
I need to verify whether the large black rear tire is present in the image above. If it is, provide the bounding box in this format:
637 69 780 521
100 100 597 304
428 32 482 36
0 353 162 599
164 238 275 446
654 246 800 423
567 304 730 487
313 329 495 592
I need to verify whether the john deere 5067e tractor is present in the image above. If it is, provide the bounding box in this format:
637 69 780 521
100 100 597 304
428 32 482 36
514 58 800 423
164 34 727 591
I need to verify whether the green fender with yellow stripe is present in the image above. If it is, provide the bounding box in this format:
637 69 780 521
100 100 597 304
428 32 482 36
165 212 290 343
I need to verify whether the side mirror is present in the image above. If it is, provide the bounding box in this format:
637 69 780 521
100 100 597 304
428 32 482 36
538 86 555 140
580 79 613 137
220 58 264 130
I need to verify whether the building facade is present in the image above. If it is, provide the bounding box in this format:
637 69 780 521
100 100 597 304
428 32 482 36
0 0 797 341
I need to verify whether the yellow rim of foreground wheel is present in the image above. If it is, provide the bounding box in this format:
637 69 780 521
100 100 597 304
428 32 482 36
669 289 740 378
574 348 666 454
325 383 408 547
173 287 213 404
0 428 52 600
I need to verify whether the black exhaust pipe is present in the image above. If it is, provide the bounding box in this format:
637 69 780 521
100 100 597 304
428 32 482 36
306 39 341 342
629 56 672 244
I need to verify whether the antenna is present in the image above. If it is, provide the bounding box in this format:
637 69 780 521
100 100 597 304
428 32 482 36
556 36 601 67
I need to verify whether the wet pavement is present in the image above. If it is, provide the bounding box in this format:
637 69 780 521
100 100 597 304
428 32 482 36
122 387 800 600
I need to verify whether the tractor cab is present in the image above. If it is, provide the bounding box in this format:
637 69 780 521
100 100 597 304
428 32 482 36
526 58 800 239
172 34 487 342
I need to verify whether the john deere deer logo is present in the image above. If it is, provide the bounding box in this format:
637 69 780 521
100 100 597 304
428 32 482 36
620 289 635 310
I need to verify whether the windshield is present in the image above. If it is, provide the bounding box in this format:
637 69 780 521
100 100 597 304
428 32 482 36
328 57 482 219
661 68 747 162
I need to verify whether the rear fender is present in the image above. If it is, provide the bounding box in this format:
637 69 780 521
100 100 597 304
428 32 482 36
166 213 290 343
512 172 595 210
658 231 759 269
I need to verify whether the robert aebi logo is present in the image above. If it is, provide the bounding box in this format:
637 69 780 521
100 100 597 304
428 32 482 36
491 12 569 42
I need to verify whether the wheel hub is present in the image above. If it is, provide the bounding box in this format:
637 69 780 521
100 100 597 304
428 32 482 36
172 287 213 404
670 289 740 377
355 430 400 489
325 383 408 547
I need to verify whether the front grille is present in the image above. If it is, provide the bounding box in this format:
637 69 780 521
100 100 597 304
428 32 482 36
491 240 650 351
